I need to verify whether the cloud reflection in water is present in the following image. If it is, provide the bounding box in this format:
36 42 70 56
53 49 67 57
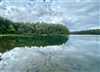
0 35 100 72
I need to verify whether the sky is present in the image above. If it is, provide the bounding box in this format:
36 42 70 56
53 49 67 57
0 0 100 31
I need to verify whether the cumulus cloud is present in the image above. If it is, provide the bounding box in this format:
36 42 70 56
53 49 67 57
0 0 99 31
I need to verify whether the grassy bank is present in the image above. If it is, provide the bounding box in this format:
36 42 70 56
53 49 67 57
0 34 68 36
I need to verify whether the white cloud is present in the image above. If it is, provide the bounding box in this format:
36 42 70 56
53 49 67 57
32 5 49 17
0 0 99 31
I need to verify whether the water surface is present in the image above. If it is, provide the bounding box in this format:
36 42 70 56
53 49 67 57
0 35 100 72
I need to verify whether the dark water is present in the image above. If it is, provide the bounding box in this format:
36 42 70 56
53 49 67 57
0 35 100 72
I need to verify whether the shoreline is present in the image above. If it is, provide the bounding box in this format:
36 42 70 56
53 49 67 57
0 34 68 36
0 34 99 37
0 34 21 36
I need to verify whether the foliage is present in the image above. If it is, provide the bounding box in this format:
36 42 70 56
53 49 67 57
70 29 100 35
0 16 69 35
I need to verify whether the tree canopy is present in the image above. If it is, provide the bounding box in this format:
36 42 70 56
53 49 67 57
0 16 69 35
70 29 100 35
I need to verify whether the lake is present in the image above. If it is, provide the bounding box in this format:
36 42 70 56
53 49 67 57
0 35 100 72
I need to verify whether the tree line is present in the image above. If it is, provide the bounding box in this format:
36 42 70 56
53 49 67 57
70 29 100 35
0 16 69 35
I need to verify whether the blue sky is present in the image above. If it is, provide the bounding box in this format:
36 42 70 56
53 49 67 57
0 0 99 31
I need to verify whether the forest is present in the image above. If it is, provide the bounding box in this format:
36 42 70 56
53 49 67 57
70 29 100 35
0 16 69 35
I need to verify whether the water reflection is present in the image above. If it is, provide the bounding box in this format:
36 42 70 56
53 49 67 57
70 35 100 42
0 35 100 72
0 36 69 53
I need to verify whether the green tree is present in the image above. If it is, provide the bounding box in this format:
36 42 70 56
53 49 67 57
17 28 24 34
0 25 6 34
7 24 16 33
0 16 70 35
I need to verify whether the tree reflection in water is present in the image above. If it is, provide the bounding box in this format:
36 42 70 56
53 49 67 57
0 35 69 53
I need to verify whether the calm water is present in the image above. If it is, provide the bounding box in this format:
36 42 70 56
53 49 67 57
0 35 100 72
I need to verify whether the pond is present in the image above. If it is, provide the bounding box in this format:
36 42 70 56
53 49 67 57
0 35 100 72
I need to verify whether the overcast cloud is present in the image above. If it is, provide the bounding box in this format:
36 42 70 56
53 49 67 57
0 0 99 31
